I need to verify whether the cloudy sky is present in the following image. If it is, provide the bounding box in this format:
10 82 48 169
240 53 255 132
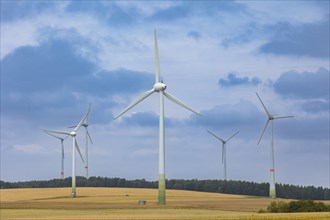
1 1 329 188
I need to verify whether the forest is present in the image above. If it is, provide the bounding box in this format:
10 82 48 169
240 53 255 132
1 177 329 200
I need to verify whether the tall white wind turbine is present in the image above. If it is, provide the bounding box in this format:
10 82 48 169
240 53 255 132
114 30 201 205
45 112 87 198
256 92 293 199
69 104 93 178
207 130 239 180
44 131 66 179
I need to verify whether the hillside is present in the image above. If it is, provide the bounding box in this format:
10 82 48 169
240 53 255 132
1 187 271 211
1 187 330 220
1 177 329 200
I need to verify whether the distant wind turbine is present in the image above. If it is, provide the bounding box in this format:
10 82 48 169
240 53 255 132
114 30 201 205
45 112 88 198
82 104 93 179
256 92 294 199
207 130 239 180
44 131 66 179
69 104 93 178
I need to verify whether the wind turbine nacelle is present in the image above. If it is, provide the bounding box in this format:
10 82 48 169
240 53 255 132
70 131 77 136
154 83 167 92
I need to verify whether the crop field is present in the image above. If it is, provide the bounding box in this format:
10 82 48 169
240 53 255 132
1 187 329 220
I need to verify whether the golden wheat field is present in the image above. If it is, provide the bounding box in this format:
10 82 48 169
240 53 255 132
1 187 329 220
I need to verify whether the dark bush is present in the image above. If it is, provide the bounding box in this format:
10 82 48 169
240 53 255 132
266 200 330 213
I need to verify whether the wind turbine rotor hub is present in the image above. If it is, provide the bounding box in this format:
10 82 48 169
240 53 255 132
70 131 77 136
153 82 167 92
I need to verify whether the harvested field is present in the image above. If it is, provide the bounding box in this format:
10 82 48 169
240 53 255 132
1 187 329 220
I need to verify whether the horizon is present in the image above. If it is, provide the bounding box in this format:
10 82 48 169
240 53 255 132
1 176 329 189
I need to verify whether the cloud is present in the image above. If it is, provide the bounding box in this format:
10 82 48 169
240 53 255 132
148 3 190 21
13 144 48 155
188 100 263 138
117 111 180 128
0 1 59 22
1 39 153 126
260 17 329 58
65 1 142 26
300 100 329 113
187 31 201 41
273 68 329 99
218 72 261 87
119 112 159 127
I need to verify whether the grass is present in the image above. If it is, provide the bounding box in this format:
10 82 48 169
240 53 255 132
1 187 329 220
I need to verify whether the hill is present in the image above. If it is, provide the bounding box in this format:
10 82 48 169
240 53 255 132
1 176 329 200
1 187 329 220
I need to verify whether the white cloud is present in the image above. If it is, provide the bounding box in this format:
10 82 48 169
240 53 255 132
13 144 48 155
239 1 326 24
1 21 40 59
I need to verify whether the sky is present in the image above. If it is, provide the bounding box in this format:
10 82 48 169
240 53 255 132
1 1 329 188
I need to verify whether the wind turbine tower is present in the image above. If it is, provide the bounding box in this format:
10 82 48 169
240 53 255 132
45 112 88 198
207 130 239 180
114 30 200 205
256 92 293 199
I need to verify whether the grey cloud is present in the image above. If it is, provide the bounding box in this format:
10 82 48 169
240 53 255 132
1 39 153 126
187 31 201 41
218 72 261 87
274 68 329 99
260 17 330 58
300 100 329 113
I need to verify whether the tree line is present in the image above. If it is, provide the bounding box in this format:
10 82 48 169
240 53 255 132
1 177 329 200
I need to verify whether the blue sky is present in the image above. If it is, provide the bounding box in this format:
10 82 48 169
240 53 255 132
1 1 329 188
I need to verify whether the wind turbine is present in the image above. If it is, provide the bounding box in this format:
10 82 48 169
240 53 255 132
44 131 66 179
45 112 87 198
82 104 93 178
207 130 239 180
70 104 93 178
114 30 201 205
256 92 293 199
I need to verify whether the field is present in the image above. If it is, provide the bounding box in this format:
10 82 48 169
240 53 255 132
1 187 329 219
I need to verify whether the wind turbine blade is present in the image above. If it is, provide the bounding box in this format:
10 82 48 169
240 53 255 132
164 91 201 116
257 119 270 145
44 130 70 136
44 131 65 140
274 115 294 120
207 130 226 143
75 139 85 163
74 111 89 132
256 92 271 118
154 29 160 83
226 131 239 142
85 103 92 124
86 127 93 144
114 89 155 119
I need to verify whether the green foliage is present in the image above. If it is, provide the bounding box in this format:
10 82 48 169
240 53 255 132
267 201 288 213
266 200 330 213
1 177 329 200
